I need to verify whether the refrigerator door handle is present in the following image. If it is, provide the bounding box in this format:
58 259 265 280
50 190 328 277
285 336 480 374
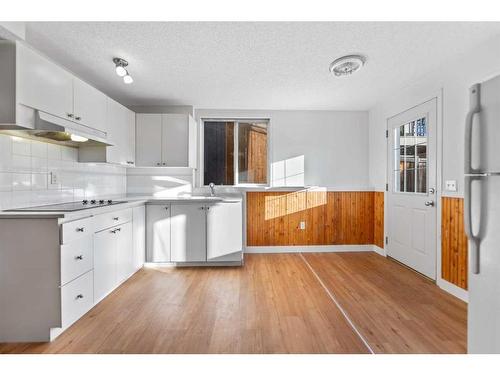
464 175 481 274
465 83 481 175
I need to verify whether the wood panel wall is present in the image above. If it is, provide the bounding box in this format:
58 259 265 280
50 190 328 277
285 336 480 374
374 192 385 249
441 197 468 290
247 191 384 247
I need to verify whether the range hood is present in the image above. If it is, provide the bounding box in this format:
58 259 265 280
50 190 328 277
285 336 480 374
0 110 113 148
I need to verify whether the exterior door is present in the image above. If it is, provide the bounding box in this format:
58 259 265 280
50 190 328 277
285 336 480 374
387 98 437 279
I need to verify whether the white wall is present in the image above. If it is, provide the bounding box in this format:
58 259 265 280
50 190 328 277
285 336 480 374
195 109 370 190
369 34 500 196
0 134 126 210
127 167 194 196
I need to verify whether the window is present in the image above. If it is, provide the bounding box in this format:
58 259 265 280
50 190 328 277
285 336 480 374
203 120 268 186
393 117 427 193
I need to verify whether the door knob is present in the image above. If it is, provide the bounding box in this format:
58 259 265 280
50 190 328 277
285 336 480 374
425 201 435 207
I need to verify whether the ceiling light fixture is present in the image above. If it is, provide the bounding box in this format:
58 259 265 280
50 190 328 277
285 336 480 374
113 57 128 77
329 54 366 77
123 72 133 84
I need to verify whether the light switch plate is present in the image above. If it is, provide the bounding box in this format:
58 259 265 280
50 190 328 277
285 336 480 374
445 180 457 192
299 221 306 230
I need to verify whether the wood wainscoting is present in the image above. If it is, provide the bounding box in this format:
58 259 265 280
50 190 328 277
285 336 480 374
374 192 384 249
441 197 468 290
247 191 384 247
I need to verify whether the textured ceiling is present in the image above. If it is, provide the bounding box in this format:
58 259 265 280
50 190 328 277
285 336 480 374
24 22 500 110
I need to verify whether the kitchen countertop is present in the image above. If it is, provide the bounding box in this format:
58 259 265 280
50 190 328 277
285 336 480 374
0 194 243 221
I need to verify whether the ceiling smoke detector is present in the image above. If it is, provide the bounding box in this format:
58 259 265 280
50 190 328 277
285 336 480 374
329 54 366 77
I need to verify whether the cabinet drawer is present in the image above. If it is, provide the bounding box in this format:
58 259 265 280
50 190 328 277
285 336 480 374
60 236 93 286
61 217 94 244
94 208 132 232
61 270 94 329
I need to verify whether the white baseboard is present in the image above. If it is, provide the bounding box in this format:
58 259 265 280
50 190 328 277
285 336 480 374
437 278 468 302
244 244 375 254
372 245 386 257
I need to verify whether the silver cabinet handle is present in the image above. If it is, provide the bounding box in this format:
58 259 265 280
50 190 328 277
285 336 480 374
165 207 169 210
156 162 161 166
127 161 134 165
199 207 205 210
76 227 85 232
429 188 435 194
115 227 121 232
76 294 84 299
75 116 81 121
465 175 482 274
113 217 119 221
75 255 84 260
424 201 435 207
162 163 166 166
66 113 74 118
465 84 481 175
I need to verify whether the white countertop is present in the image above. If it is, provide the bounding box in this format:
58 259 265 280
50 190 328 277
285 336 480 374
0 194 243 221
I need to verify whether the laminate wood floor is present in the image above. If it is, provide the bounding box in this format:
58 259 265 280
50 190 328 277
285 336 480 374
0 253 467 354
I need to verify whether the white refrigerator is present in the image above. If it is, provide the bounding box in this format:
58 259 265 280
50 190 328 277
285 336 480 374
465 73 500 353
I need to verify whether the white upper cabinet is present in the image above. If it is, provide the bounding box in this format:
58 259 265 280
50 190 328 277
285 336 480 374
72 77 107 133
162 114 189 167
106 98 135 166
135 114 163 167
135 113 197 168
16 43 74 120
80 98 135 166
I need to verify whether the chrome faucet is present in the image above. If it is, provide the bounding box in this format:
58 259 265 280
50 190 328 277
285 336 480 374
209 182 216 197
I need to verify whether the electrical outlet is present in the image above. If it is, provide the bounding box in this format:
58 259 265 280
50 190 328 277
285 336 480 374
299 221 306 230
445 180 457 192
49 171 58 185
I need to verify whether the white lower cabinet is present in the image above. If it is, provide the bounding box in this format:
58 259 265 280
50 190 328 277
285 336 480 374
146 204 171 262
206 202 243 262
117 222 134 283
93 227 119 303
170 204 207 262
133 206 146 270
61 270 94 329
146 200 243 264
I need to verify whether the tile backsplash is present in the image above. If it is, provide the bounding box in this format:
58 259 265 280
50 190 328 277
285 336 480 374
0 134 126 210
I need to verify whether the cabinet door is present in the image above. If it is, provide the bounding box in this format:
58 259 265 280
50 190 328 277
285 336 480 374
125 109 136 166
116 222 134 283
132 206 146 270
146 204 171 262
16 43 73 119
136 114 163 166
93 229 117 303
73 77 107 133
105 98 122 164
206 202 243 261
171 204 206 262
162 114 188 167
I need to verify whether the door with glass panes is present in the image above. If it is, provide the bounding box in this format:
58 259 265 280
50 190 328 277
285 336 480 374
387 99 437 279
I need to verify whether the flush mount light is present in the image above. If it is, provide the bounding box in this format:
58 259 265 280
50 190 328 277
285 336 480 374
329 54 366 77
113 57 129 77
